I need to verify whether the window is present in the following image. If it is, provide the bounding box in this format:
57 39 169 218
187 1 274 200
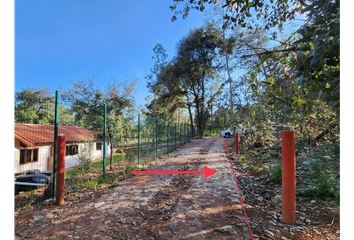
33 149 38 162
65 145 78 156
19 148 39 165
26 149 32 163
96 143 102 150
20 150 25 164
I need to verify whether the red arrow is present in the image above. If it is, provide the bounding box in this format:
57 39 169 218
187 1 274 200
131 166 217 179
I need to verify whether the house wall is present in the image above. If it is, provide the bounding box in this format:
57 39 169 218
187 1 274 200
14 139 51 174
14 139 111 174
64 142 111 169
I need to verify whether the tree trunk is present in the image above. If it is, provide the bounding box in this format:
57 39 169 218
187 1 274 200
186 95 194 130
210 89 214 129
312 123 338 143
200 73 205 139
221 10 234 133
225 52 234 132
153 88 157 118
195 96 202 138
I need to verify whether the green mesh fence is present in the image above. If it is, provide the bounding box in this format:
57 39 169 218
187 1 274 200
14 97 56 209
109 114 194 173
14 93 195 209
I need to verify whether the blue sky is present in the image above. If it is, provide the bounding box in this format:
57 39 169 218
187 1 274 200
15 0 207 106
14 0 307 107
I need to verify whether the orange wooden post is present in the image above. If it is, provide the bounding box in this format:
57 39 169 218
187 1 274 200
235 133 239 154
281 131 296 224
56 134 66 205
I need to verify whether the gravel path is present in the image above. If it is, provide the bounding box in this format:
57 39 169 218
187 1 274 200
16 137 249 240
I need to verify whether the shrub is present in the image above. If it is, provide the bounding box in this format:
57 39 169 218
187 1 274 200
78 139 94 174
270 162 282 183
297 160 339 202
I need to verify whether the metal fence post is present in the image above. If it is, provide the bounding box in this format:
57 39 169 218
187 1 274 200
156 118 158 158
52 90 59 199
138 114 140 165
175 123 177 150
180 123 182 147
103 103 107 178
184 123 186 144
167 122 169 155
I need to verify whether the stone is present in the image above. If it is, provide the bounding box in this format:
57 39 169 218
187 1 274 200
214 226 237 235
118 218 126 224
187 218 202 227
310 200 316 203
272 195 281 203
188 226 197 232
52 220 61 224
188 212 198 218
264 230 274 238
94 202 105 208
31 210 54 225
184 195 193 199
107 208 115 215
168 221 181 233
281 237 289 240
175 213 186 219
291 226 303 231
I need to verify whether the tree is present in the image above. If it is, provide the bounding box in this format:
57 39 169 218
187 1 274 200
170 0 303 31
15 87 54 124
290 0 339 112
174 23 222 138
145 61 189 122
60 75 138 170
146 43 169 118
78 138 94 173
242 1 339 131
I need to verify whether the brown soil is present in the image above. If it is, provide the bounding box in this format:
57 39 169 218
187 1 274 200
14 137 340 240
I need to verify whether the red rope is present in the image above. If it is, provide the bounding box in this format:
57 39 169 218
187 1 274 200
222 136 254 240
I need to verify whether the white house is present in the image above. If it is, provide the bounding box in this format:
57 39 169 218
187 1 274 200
14 123 110 174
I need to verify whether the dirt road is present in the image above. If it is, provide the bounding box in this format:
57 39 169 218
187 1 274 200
16 137 252 239
15 136 339 239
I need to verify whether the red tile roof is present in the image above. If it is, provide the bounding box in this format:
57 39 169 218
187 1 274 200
15 133 37 147
15 123 97 144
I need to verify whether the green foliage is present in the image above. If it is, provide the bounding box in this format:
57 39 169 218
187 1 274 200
173 23 223 138
291 0 340 112
15 87 55 124
297 160 339 202
72 176 121 190
170 0 303 31
270 162 282 183
204 128 221 136
60 75 138 170
65 154 125 179
78 138 94 174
